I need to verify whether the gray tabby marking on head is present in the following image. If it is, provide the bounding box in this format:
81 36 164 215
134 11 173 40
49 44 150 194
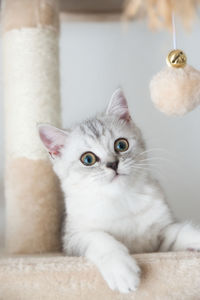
80 118 105 139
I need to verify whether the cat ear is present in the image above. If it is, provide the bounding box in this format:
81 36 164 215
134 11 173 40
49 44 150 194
38 124 68 157
106 89 131 121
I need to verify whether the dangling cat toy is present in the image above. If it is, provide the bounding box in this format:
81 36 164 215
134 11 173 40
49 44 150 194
150 13 200 116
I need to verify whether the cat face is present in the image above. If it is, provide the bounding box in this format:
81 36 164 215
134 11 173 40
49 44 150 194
38 89 145 188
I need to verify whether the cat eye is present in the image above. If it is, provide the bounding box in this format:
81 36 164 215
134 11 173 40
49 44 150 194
114 138 129 153
80 152 97 166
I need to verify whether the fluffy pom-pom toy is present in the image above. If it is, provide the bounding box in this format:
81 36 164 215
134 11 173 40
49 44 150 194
150 61 200 116
150 12 200 116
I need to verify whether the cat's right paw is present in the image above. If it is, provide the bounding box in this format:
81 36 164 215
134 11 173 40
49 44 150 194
99 254 141 294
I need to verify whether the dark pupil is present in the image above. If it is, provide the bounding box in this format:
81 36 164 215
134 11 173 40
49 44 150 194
118 141 126 150
84 155 93 164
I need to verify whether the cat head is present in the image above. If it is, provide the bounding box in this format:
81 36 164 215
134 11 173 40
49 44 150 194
38 89 146 189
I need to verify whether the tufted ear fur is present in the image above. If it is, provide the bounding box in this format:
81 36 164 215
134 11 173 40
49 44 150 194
38 124 68 157
106 89 131 122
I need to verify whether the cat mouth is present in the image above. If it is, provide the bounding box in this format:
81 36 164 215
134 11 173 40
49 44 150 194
111 172 125 181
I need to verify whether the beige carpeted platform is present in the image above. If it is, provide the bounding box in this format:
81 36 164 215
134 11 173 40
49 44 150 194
1 252 200 300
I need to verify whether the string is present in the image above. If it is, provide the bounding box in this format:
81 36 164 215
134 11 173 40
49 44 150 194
172 11 177 49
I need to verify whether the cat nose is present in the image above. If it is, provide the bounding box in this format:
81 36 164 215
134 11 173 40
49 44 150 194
106 160 119 172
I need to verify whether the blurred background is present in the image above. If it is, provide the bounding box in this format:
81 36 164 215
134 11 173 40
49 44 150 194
0 10 200 248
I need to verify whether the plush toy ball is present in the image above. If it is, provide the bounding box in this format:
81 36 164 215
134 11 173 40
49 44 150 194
150 49 200 116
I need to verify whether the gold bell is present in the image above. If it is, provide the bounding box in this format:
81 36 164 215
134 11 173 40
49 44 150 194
166 49 187 68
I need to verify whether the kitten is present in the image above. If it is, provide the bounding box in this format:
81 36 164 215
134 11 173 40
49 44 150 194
39 89 200 294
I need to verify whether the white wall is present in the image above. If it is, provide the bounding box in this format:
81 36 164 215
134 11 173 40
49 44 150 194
0 18 200 248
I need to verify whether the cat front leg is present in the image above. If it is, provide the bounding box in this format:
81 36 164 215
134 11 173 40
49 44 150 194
64 230 141 293
159 222 200 252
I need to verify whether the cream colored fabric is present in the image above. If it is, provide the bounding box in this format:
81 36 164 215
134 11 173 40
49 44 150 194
3 27 61 161
5 158 63 254
0 252 200 300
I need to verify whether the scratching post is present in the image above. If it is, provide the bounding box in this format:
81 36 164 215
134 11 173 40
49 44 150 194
2 0 62 253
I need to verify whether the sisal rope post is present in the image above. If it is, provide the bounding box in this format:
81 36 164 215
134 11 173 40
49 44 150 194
2 0 62 253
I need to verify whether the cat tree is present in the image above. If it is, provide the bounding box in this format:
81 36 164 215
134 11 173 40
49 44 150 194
1 0 200 299
2 0 62 254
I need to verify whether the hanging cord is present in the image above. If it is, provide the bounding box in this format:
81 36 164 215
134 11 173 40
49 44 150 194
172 12 177 49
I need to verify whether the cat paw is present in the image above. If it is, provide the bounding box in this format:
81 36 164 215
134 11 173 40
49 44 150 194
99 254 141 294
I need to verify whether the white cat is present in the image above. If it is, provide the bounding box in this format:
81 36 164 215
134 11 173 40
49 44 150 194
39 89 200 294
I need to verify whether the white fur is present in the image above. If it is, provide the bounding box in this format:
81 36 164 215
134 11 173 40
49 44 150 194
39 89 200 294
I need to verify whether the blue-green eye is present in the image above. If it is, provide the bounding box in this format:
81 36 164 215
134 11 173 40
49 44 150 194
80 152 97 166
114 138 129 152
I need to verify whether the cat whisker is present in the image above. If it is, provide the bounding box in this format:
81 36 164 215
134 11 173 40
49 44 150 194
137 148 169 157
91 171 112 182
138 157 171 163
134 160 160 167
133 162 165 179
